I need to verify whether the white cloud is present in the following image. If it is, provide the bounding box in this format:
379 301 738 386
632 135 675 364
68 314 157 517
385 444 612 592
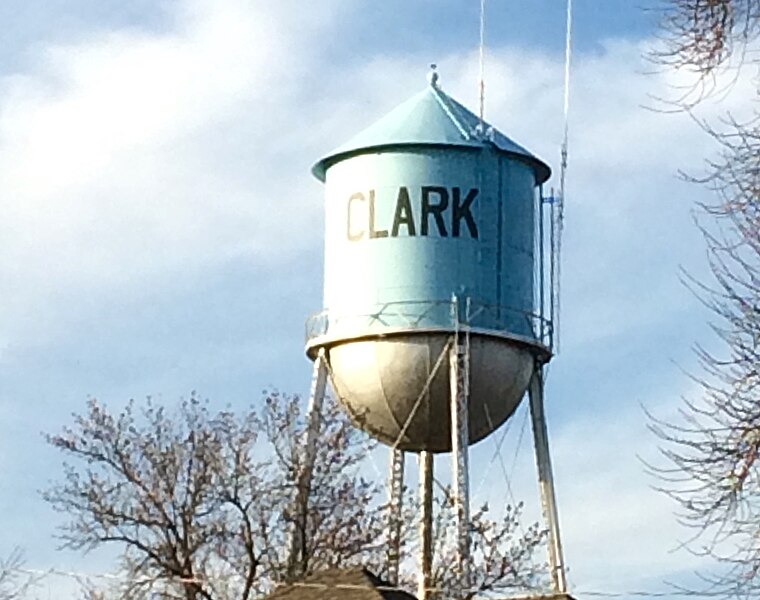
0 0 345 352
465 381 712 596
551 400 710 594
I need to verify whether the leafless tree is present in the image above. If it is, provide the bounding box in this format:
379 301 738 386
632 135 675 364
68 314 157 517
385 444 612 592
46 392 546 599
45 392 385 600
425 497 546 600
647 0 760 595
650 0 760 104
0 548 38 600
258 391 387 578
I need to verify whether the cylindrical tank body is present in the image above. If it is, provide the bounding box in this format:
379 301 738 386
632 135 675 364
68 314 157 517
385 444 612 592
308 83 551 452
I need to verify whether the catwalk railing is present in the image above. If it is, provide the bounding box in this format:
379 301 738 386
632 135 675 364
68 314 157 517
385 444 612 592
305 298 553 350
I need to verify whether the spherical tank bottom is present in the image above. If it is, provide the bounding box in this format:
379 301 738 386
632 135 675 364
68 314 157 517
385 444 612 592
325 331 536 453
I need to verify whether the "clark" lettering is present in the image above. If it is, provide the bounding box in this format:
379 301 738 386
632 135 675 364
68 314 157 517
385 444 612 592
346 186 479 241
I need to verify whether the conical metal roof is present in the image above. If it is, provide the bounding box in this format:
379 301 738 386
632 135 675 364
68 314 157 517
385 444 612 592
312 80 551 184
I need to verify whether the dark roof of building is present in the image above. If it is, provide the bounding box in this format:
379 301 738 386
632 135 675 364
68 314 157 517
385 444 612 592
266 567 417 600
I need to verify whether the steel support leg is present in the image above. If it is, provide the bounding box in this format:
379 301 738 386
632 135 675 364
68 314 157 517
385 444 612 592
528 367 567 593
418 451 434 600
449 331 471 598
287 348 328 580
388 448 405 586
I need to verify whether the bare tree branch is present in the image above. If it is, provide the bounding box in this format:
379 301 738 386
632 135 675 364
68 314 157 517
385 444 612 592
0 548 39 600
45 391 547 599
649 0 760 105
647 2 760 592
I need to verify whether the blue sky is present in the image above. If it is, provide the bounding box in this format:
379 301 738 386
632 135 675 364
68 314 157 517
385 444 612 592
0 1 755 598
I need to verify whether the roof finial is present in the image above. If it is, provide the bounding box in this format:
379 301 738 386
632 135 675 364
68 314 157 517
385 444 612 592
427 63 439 89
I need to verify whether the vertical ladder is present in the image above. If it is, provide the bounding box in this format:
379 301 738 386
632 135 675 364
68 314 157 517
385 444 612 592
387 448 405 586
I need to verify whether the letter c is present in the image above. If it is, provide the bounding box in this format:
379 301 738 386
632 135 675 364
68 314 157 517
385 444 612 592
347 192 366 241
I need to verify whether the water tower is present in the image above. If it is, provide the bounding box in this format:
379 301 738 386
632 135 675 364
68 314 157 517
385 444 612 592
291 70 568 600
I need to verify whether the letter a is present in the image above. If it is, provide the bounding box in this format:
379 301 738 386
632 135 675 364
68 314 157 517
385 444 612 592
391 187 416 237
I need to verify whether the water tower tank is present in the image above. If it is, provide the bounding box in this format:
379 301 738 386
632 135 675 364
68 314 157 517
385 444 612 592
307 77 552 453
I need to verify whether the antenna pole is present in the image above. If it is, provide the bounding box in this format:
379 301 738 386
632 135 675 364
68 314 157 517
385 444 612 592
561 0 573 193
478 0 487 132
528 367 567 593
555 0 573 352
418 451 434 600
449 296 471 598
388 448 405 586
287 349 329 579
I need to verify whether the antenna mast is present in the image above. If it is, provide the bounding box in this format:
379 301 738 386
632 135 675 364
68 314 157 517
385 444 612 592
553 0 573 350
478 0 486 133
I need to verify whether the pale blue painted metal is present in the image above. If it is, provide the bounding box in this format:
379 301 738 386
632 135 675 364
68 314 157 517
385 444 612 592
306 81 552 451
308 84 551 350
312 85 551 184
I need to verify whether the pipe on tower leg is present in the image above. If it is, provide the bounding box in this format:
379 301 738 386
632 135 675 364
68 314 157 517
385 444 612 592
528 367 568 593
417 451 434 600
